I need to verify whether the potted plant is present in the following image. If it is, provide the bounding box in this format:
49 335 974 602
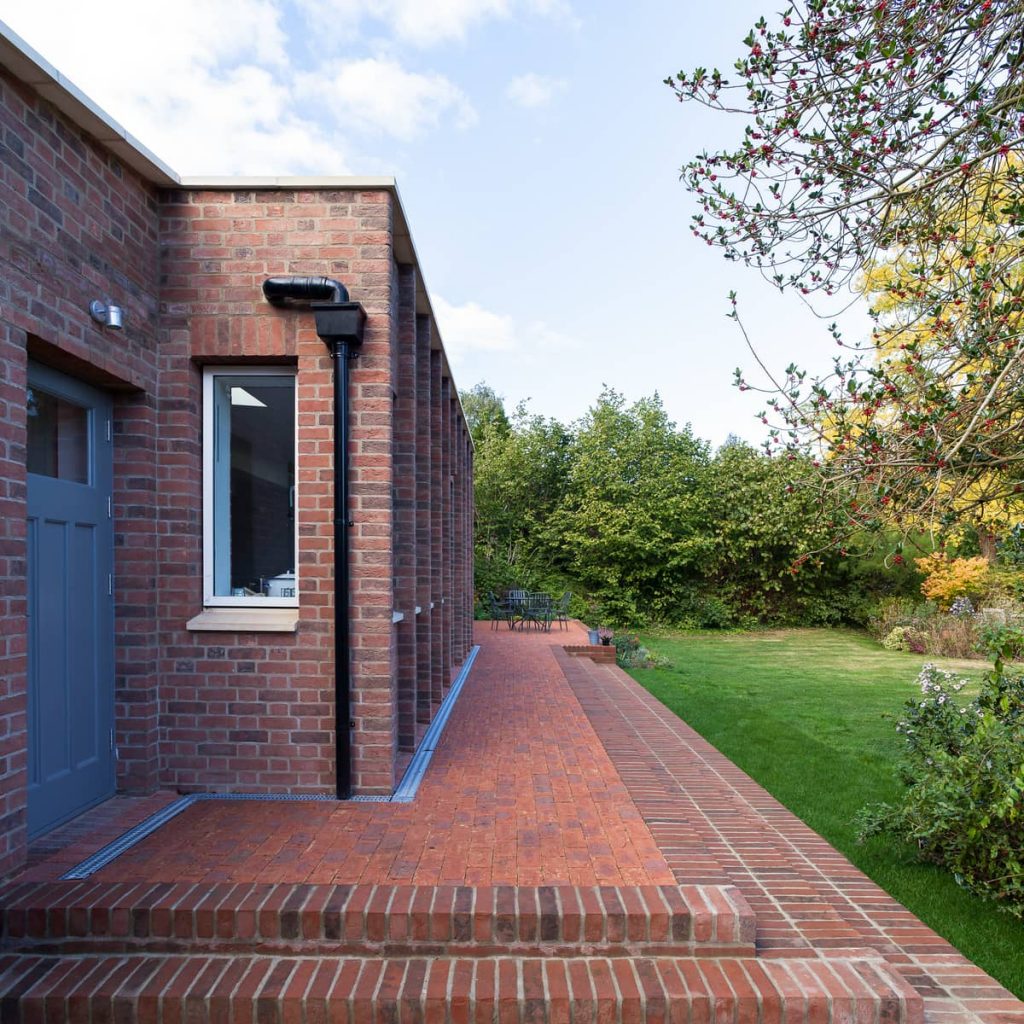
597 626 614 646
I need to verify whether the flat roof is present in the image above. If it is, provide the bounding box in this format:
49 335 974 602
0 18 465 412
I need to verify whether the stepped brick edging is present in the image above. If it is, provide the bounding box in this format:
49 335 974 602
563 644 617 664
554 650 1024 1024
0 881 755 958
0 951 924 1024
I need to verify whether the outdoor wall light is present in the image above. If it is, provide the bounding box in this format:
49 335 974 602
89 300 124 329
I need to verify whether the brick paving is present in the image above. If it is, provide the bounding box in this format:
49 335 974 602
13 621 671 889
2 622 1022 1024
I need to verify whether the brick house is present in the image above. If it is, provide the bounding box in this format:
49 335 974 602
0 24 475 877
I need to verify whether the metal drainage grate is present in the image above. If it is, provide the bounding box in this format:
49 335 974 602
392 644 479 802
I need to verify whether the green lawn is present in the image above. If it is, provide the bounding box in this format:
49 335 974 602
628 627 1024 999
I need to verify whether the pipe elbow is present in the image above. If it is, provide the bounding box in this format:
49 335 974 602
263 275 350 305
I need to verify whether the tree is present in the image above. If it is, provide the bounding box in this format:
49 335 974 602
556 390 711 624
706 441 852 623
669 0 1024 538
460 381 511 446
851 161 1024 552
472 400 572 595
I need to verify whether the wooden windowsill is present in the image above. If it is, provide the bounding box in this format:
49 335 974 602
186 608 300 633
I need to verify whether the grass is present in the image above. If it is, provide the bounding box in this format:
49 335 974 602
627 627 1024 999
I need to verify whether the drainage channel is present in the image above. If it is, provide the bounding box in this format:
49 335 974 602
60 645 480 880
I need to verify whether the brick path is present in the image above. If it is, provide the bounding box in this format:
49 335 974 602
2 622 1022 1024
13 621 671 888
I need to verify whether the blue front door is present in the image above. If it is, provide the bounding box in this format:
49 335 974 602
26 363 115 837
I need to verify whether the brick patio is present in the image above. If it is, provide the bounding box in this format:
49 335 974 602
2 621 1022 1023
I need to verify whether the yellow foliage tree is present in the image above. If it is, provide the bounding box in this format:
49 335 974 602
915 553 990 610
850 157 1024 552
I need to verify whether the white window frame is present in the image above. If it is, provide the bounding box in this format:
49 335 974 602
202 366 299 608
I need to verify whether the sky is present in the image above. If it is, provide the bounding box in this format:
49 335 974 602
0 0 873 448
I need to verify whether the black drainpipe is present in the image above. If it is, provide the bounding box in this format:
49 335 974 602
262 276 366 799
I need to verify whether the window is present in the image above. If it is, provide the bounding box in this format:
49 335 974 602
27 387 90 483
203 367 297 606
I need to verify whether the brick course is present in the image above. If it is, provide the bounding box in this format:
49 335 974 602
0 951 925 1024
0 881 757 958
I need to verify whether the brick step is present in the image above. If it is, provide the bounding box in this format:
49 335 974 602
0 952 924 1024
0 881 755 958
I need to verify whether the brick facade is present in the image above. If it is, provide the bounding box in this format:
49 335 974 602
0 42 474 876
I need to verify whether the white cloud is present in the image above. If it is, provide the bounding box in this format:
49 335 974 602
525 321 581 353
307 58 477 141
433 296 581 366
506 73 565 108
0 0 356 175
380 0 509 46
296 0 573 46
433 296 517 361
2 0 483 171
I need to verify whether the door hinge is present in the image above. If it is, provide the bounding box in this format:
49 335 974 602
107 495 112 519
108 573 113 596
106 418 112 443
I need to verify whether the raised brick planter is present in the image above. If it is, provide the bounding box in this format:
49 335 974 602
563 644 617 664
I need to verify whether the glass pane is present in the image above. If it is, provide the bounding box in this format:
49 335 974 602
27 388 89 483
212 375 295 598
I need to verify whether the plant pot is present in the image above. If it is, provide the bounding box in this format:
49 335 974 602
588 629 599 644
601 638 612 646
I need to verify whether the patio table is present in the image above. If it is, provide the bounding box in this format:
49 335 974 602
516 592 554 632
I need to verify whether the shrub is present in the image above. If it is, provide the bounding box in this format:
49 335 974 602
870 595 992 660
857 640 1024 917
998 523 1024 566
980 569 1024 614
925 616 978 660
915 553 990 610
868 596 928 639
882 626 928 653
613 633 671 669
978 623 1024 662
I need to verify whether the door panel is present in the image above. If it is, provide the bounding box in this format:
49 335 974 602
26 364 114 837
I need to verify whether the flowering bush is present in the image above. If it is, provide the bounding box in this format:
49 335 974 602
612 633 671 669
915 554 990 610
857 639 1024 917
949 595 975 619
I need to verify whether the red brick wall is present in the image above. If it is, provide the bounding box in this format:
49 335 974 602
1 64 476 874
154 189 474 797
0 67 163 873
156 187 396 794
